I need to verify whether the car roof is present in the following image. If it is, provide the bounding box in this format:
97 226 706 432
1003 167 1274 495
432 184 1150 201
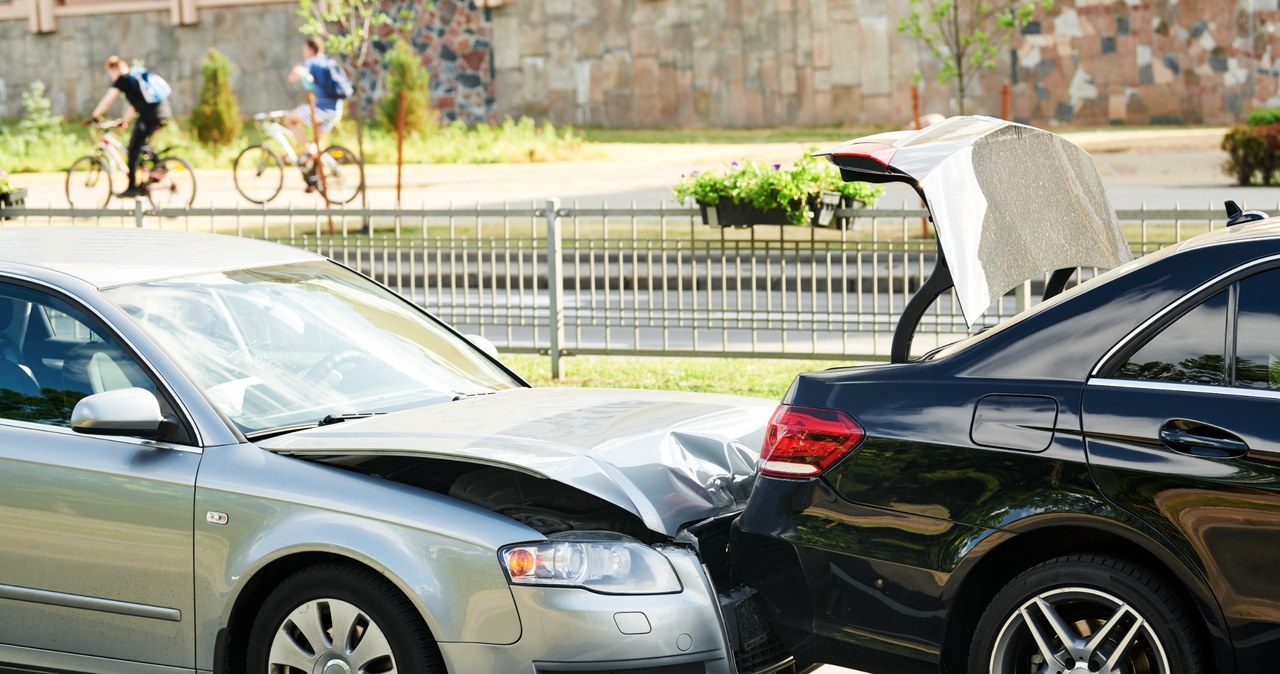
0 228 322 289
1172 216 1280 251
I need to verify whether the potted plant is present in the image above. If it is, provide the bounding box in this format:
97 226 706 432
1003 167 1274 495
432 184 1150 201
673 153 882 227
0 171 26 220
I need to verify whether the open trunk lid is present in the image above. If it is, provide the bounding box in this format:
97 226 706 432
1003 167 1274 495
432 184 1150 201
819 115 1130 328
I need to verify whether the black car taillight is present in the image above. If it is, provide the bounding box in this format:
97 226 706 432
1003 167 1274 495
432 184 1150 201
759 405 864 478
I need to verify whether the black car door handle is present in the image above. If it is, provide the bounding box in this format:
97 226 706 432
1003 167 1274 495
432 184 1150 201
1158 420 1250 459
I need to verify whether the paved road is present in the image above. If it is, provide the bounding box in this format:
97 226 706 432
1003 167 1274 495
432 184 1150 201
13 128 1277 215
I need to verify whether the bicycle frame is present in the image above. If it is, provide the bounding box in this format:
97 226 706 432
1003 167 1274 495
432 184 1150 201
96 132 129 173
258 118 301 163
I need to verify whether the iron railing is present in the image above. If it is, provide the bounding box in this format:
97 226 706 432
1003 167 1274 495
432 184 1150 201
1 201 1230 373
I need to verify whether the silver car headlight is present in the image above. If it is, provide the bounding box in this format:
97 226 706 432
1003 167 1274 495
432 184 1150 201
499 532 682 595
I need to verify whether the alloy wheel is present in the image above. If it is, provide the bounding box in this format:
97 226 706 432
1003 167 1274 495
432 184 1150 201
988 586 1170 674
268 597 396 674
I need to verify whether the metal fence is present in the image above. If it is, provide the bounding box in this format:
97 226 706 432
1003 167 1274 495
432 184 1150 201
1 201 1228 373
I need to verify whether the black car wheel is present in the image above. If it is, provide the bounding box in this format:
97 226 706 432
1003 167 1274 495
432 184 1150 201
969 555 1206 674
247 563 445 674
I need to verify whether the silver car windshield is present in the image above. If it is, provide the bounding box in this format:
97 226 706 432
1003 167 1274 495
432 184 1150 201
104 261 521 436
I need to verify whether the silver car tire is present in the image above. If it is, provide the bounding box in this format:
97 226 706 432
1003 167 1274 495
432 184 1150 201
246 563 444 674
968 555 1207 674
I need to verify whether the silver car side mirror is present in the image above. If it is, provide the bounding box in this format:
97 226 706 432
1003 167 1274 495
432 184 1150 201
71 387 164 436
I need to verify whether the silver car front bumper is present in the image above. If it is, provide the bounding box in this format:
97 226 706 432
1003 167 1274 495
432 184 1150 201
437 546 792 673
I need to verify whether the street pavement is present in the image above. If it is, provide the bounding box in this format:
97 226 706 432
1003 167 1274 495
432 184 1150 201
13 127 1280 217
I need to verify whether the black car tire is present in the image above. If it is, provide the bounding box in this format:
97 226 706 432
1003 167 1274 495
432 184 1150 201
968 555 1207 674
246 562 445 673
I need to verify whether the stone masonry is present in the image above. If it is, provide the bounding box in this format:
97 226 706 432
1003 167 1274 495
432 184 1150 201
490 0 1280 128
0 4 304 120
3 0 1280 128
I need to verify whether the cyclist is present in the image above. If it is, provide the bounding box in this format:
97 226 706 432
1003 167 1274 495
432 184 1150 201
283 37 349 165
89 55 173 198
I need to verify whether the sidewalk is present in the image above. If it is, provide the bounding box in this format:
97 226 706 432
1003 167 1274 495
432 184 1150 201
10 126 1241 212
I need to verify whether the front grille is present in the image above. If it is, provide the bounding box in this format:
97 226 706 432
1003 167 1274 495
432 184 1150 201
720 586 796 674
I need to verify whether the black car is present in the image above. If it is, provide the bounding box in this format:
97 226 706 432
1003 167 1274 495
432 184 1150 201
732 118 1276 674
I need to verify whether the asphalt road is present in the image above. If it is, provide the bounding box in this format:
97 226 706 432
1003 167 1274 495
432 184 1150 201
12 129 1273 215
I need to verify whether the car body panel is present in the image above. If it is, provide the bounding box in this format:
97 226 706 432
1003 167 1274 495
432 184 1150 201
259 387 773 538
732 221 1280 674
0 423 199 667
819 116 1130 325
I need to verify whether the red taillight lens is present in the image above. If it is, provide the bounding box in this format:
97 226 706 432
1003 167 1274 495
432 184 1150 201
760 405 864 478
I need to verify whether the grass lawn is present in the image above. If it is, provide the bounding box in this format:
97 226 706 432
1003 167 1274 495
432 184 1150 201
498 353 869 400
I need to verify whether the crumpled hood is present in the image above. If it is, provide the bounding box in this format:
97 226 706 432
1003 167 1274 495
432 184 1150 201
258 388 775 537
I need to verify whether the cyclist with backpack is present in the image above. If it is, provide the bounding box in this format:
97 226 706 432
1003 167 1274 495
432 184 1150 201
284 36 352 164
89 55 173 198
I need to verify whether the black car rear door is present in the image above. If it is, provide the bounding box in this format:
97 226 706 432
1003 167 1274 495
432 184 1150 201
1082 265 1280 670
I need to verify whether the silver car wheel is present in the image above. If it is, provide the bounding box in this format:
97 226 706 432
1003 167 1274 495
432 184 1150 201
268 597 396 674
988 586 1170 674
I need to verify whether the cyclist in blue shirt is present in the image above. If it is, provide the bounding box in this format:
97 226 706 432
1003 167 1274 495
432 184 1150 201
89 55 173 198
283 36 345 164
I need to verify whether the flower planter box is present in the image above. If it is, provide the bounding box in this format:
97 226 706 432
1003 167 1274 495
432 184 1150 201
699 191 842 227
0 188 26 221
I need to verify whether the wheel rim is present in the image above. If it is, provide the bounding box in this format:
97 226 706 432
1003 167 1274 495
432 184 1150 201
148 159 196 209
317 147 362 204
235 146 283 204
268 597 396 674
988 587 1170 674
67 158 111 208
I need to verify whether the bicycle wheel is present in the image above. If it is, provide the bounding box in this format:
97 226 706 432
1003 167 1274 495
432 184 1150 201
316 145 364 205
233 145 284 204
66 156 113 208
146 157 197 210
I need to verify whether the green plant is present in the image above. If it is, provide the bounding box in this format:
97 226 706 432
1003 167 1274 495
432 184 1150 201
17 81 62 139
1222 124 1280 186
190 49 243 146
897 0 1052 114
376 41 432 135
1247 108 1280 127
673 153 884 224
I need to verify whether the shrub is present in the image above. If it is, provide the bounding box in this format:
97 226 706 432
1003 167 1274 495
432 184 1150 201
376 41 432 136
1247 108 1280 127
190 49 242 146
1222 124 1280 186
673 152 884 224
17 81 61 139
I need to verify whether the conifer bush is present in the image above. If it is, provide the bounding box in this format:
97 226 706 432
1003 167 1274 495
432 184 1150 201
376 41 432 136
190 48 242 146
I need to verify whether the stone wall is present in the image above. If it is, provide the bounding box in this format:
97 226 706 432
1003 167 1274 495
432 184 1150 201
489 0 1280 128
5 0 1279 129
0 0 497 124
0 3 304 120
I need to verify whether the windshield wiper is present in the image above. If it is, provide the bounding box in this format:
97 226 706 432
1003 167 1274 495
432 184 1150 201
318 412 384 426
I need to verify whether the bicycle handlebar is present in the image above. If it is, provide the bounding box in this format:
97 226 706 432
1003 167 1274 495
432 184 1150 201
253 111 290 122
84 119 127 130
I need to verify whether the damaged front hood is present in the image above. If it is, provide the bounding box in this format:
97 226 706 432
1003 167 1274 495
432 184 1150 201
258 388 774 537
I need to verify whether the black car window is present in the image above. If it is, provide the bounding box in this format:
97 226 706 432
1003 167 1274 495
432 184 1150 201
0 283 160 429
1235 271 1280 390
1114 290 1229 385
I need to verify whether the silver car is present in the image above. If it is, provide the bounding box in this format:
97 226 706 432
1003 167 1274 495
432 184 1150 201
0 228 793 674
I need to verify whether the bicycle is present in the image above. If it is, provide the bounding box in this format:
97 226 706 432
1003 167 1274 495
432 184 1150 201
65 120 197 209
233 111 364 205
